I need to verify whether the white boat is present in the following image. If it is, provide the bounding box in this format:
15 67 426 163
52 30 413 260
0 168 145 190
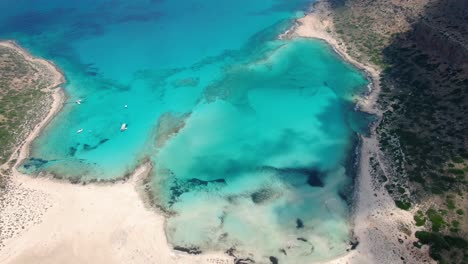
76 99 82 105
77 128 83 133
124 104 128 108
120 123 127 131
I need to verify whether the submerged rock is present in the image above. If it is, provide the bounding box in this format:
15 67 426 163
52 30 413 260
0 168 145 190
82 138 109 151
172 77 200 88
155 112 191 148
225 247 237 257
304 169 325 187
235 258 255 264
350 240 359 250
168 177 227 206
269 256 279 264
296 218 304 229
251 188 274 204
173 246 202 255
69 146 78 157
22 157 48 170
269 166 325 187
187 178 226 186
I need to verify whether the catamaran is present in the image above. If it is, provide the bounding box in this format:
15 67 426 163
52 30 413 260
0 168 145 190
120 123 127 131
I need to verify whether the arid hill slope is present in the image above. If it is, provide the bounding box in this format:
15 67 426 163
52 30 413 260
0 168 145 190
329 0 467 263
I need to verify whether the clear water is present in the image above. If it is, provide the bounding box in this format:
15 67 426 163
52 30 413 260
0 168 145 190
0 0 369 262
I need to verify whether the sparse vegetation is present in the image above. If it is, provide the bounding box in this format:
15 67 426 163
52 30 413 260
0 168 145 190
414 210 426 226
328 0 468 262
0 43 59 193
426 208 446 232
395 200 411 210
415 231 468 262
0 45 55 165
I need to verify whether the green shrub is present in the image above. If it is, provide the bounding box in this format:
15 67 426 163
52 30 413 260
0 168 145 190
398 186 406 194
414 211 426 226
456 209 464 215
395 200 411 210
446 199 456 210
426 209 445 232
448 169 464 175
416 231 468 261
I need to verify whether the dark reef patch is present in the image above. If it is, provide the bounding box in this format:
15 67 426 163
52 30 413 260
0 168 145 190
22 157 49 170
251 188 275 204
187 178 226 186
226 247 237 257
235 258 255 264
173 246 202 255
263 166 326 187
168 177 227 206
338 189 348 202
82 144 95 151
219 211 227 225
304 170 325 187
350 240 359 250
69 144 79 157
296 218 304 229
269 256 279 264
82 138 110 152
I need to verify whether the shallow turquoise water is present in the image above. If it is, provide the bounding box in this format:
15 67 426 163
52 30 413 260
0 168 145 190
0 0 369 262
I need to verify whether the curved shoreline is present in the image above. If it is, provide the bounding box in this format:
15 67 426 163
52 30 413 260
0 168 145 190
0 40 67 172
288 2 434 264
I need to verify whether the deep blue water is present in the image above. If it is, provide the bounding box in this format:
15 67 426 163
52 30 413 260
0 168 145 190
0 0 369 262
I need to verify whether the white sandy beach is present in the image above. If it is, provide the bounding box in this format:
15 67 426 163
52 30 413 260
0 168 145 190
0 2 435 262
0 165 232 264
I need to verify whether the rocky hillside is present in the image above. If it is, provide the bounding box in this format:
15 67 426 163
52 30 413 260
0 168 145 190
330 0 468 263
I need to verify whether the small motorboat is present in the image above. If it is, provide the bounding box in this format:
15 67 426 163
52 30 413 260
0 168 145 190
124 104 128 108
76 99 82 105
120 123 128 131
77 128 83 133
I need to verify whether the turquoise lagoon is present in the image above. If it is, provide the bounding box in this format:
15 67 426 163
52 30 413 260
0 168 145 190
0 0 369 262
